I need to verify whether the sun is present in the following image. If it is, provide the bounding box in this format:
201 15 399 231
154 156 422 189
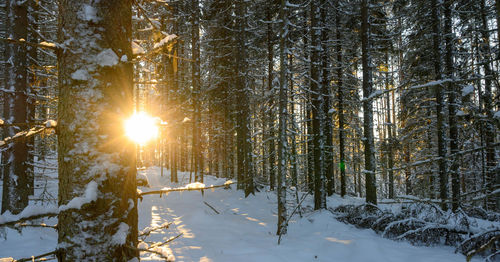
125 112 159 145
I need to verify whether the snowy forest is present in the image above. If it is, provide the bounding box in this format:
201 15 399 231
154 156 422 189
0 0 499 261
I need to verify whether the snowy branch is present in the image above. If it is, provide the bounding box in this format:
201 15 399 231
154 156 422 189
0 37 58 51
0 122 57 151
138 181 234 197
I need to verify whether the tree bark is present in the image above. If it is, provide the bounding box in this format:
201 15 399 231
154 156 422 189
57 1 138 260
361 0 377 205
444 0 460 211
1 0 30 215
335 1 347 198
192 0 203 184
277 0 287 236
431 0 448 210
311 0 327 210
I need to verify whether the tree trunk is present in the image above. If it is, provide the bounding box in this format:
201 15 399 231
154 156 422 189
431 0 448 210
1 0 30 215
192 0 203 184
361 0 377 205
444 0 460 211
479 0 498 211
266 6 276 191
277 0 287 236
335 2 347 198
311 0 327 210
57 1 138 260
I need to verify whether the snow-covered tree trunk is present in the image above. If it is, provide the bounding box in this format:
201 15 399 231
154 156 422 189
431 0 448 210
311 0 327 210
444 0 460 211
361 0 377 205
479 0 498 211
321 0 334 197
57 0 138 260
277 0 287 236
192 0 203 184
1 0 30 215
265 4 276 191
335 1 346 198
234 0 254 196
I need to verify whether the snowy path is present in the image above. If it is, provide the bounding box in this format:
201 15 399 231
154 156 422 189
0 165 479 261
138 167 475 262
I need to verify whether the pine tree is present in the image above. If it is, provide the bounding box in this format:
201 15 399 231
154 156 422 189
57 1 138 259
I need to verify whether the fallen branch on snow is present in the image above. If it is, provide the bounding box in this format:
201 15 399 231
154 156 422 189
138 181 234 197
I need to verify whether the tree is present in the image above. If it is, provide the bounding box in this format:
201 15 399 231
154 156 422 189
192 0 203 184
57 0 138 260
361 0 377 205
444 0 460 211
1 0 30 215
311 0 327 210
430 0 449 210
276 0 288 236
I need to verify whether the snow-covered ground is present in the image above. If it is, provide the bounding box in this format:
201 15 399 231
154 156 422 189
0 165 483 261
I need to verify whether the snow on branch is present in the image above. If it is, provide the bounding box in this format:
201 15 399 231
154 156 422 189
139 222 173 239
0 121 57 151
0 181 97 228
0 37 58 51
138 180 234 197
1 250 58 262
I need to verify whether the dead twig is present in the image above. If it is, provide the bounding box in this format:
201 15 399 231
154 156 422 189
139 222 172 238
203 201 220 214
151 233 183 248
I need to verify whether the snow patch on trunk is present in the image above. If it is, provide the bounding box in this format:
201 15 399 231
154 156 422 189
59 181 98 211
111 222 130 245
96 49 119 67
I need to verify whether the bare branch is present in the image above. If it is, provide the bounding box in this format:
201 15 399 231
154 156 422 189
139 181 234 197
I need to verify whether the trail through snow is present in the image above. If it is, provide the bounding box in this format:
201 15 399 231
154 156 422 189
0 165 480 261
138 167 476 262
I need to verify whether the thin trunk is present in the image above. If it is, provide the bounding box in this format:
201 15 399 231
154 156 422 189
361 0 377 205
277 0 287 236
321 1 334 196
444 0 459 211
266 6 276 191
192 0 202 183
311 0 327 210
479 0 498 211
336 3 346 198
431 0 448 210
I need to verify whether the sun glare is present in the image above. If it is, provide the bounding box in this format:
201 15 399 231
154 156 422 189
125 112 159 145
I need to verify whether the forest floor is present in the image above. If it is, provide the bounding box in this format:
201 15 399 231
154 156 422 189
0 163 483 261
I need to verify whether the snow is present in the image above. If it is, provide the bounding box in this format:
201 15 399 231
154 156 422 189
135 167 480 262
111 222 130 245
132 41 145 55
44 120 57 128
184 182 205 189
80 4 100 23
95 48 119 67
71 69 90 81
59 181 98 211
39 41 56 48
153 34 177 49
0 165 487 262
0 205 57 225
494 111 500 120
462 85 474 96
